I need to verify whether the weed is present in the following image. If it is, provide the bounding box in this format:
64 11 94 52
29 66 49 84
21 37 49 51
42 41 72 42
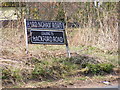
2 68 11 79
32 63 47 78
12 69 22 81
93 75 105 80
2 67 23 84
31 57 41 64
76 77 87 80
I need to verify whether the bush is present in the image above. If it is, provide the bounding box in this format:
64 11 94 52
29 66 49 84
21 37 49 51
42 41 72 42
99 63 114 73
84 63 114 75
87 64 101 75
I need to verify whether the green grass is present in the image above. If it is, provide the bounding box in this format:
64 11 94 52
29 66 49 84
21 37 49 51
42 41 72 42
70 46 118 66
93 75 106 80
29 44 66 51
76 77 87 80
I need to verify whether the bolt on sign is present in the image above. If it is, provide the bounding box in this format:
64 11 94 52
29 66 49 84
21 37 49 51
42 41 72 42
24 19 70 57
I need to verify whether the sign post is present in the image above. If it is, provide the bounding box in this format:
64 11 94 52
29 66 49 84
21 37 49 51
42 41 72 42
64 30 71 58
24 19 28 54
24 19 71 57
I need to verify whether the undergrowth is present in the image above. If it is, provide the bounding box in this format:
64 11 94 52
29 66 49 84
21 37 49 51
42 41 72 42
32 57 79 80
2 56 115 86
2 67 23 84
82 63 114 75
31 57 115 80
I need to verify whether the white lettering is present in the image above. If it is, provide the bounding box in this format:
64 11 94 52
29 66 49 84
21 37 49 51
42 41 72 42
32 32 64 43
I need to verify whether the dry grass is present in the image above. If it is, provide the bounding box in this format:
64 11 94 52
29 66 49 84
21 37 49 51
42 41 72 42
67 28 118 52
1 26 118 88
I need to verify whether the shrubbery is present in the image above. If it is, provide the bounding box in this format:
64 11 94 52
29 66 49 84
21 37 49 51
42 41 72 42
82 63 114 75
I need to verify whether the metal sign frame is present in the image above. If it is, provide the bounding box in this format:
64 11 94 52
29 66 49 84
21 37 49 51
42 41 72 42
24 19 71 57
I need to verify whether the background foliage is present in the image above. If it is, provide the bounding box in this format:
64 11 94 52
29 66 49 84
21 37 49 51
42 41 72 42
1 2 118 51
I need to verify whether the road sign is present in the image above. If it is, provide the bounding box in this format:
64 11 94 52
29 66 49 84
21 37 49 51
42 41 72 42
30 30 65 44
24 19 71 57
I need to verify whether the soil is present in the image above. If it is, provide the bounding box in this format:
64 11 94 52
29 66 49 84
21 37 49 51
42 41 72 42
60 76 119 88
12 74 119 88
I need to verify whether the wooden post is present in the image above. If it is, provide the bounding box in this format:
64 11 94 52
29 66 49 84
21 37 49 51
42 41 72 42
24 19 28 54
